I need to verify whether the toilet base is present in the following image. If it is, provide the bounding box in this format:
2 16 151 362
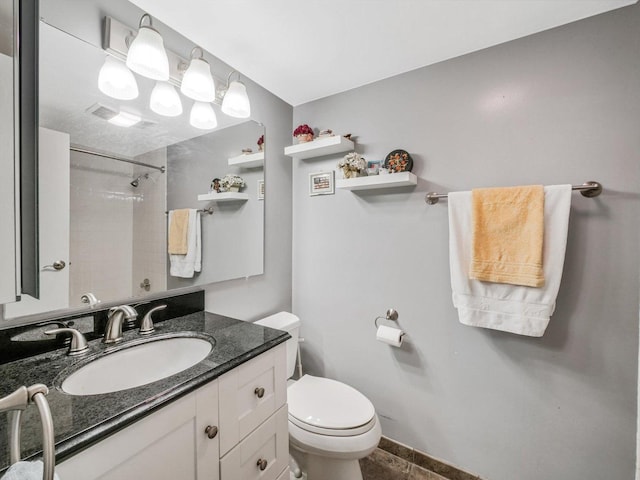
290 444 364 480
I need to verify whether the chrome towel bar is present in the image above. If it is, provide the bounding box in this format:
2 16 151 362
425 181 603 205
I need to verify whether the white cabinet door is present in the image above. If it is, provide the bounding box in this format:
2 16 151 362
57 380 219 480
196 377 220 480
4 127 70 317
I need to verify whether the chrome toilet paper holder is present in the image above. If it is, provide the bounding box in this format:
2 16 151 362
374 308 399 329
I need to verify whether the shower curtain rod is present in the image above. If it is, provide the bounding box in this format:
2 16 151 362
70 146 166 173
424 181 602 205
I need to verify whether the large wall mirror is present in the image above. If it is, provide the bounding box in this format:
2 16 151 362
4 0 265 319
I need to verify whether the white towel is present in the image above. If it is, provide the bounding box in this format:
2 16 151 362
169 210 201 278
1 460 60 480
448 185 571 337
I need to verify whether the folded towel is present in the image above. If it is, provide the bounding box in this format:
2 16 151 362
470 185 544 287
1 460 60 480
449 185 571 337
169 210 201 278
168 209 190 255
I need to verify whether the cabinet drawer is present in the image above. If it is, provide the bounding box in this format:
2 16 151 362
220 405 289 480
219 343 286 455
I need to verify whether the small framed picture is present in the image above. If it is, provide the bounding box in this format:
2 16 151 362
309 171 335 196
366 160 382 175
367 160 381 169
257 179 265 200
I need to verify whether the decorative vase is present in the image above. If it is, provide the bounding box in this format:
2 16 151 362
296 133 314 143
258 144 264 152
343 169 360 179
228 186 240 192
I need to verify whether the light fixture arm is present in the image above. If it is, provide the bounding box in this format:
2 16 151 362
190 46 205 61
225 70 241 90
139 13 154 29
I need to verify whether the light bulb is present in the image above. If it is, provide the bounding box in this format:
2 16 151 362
181 55 215 102
98 56 138 100
221 81 250 118
150 82 183 117
189 102 218 130
126 16 170 81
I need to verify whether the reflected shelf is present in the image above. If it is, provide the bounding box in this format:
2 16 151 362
228 152 264 168
197 192 249 202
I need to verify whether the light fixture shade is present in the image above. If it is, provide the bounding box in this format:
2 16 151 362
126 25 170 81
108 111 141 128
180 57 216 102
98 56 139 100
221 81 250 118
150 82 183 117
190 102 218 130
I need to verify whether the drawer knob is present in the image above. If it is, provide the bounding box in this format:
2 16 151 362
204 425 218 439
254 387 265 398
257 458 268 471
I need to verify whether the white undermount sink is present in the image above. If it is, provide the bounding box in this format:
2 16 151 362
61 336 214 396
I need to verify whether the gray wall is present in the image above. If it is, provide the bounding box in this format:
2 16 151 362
292 5 640 480
167 121 264 288
201 77 294 320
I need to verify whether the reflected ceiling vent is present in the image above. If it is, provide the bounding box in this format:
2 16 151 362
85 103 157 129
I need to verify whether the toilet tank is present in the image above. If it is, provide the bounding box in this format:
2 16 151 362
254 312 300 379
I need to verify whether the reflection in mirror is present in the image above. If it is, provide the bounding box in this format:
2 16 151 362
4 6 265 319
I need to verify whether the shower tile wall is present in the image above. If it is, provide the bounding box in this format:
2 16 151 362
132 148 167 297
69 150 134 306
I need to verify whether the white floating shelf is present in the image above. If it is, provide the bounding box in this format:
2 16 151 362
336 172 418 191
284 135 354 160
228 152 264 168
197 192 249 202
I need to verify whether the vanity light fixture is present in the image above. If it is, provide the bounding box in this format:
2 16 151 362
221 71 251 119
125 14 170 81
98 56 139 100
180 47 216 102
189 101 218 130
150 82 183 117
108 111 142 128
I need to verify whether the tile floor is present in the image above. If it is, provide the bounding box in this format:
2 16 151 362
360 448 448 480
360 437 481 480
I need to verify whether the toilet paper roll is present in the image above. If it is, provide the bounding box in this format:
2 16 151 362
376 325 405 347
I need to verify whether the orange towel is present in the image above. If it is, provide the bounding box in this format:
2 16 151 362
470 185 545 287
168 209 190 255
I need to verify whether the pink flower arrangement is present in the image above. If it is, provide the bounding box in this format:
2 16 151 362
293 124 314 137
257 135 264 146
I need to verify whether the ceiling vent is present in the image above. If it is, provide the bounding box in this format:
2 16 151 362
85 103 157 129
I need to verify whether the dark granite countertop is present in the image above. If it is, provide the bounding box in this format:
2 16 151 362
0 311 289 471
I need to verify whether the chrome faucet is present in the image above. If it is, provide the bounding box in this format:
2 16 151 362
103 305 138 344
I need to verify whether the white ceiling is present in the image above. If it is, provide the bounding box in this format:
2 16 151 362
129 0 635 106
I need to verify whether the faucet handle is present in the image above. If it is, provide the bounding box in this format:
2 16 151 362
139 304 167 335
44 328 89 356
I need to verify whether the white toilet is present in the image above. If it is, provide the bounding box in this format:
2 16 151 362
255 312 381 480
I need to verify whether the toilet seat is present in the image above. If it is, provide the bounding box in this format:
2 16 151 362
288 375 376 437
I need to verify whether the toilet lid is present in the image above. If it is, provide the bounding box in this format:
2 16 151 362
288 375 375 431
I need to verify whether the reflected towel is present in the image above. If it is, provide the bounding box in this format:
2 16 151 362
449 185 571 337
470 185 544 287
169 210 201 278
168 209 190 255
1 460 60 480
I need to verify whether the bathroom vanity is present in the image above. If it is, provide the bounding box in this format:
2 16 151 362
0 297 290 480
